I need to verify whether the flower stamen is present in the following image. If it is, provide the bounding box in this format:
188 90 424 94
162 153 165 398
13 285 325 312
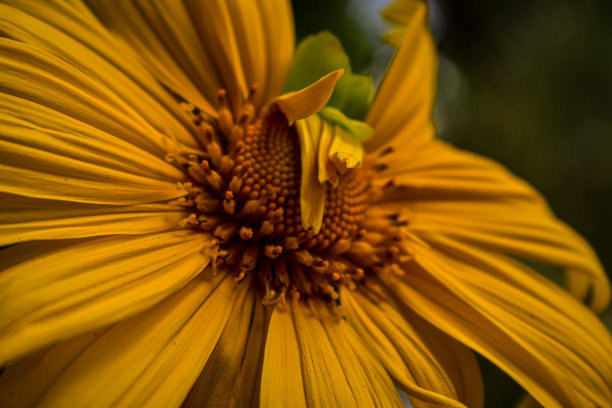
169 91 414 310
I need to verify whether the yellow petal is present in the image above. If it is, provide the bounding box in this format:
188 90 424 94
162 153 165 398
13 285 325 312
316 116 339 185
0 37 180 158
328 123 365 174
295 115 327 233
0 93 184 182
387 239 612 407
260 306 307 408
291 301 356 407
87 0 218 115
0 329 108 408
320 305 403 407
404 312 484 408
89 0 293 115
377 140 609 311
0 274 235 407
255 0 296 105
223 0 295 108
366 0 436 152
0 231 211 364
185 0 295 113
184 280 255 407
385 273 571 408
119 277 246 407
0 194 185 246
0 109 186 205
382 0 424 46
0 3 197 149
295 110 367 232
231 300 269 407
273 70 344 124
315 109 367 186
342 290 470 408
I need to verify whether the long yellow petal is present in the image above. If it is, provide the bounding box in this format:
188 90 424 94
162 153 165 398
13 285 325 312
0 117 186 205
184 280 255 407
295 115 327 233
87 0 218 115
320 305 403 407
231 300 269 408
188 0 295 113
0 274 234 407
403 310 484 408
255 0 295 106
376 140 609 311
274 70 344 124
0 37 181 158
119 277 246 407
0 328 109 408
0 231 211 364
385 272 571 408
0 194 185 245
260 306 307 408
0 3 197 149
342 290 469 408
291 301 356 406
0 93 184 182
387 240 612 407
365 0 436 152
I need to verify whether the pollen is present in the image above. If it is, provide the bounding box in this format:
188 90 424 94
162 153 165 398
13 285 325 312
169 88 409 310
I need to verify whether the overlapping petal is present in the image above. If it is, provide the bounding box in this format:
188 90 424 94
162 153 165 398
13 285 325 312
88 0 294 115
261 306 307 407
375 140 609 311
0 194 185 245
0 91 188 207
371 140 612 406
0 37 186 158
0 274 237 407
366 0 436 152
284 301 401 407
184 280 256 407
0 231 211 364
343 290 482 408
385 244 612 407
0 2 197 149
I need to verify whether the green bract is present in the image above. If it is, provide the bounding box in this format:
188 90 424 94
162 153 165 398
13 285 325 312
284 31 373 121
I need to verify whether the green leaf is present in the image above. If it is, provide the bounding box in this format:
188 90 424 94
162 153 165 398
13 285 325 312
284 31 374 120
319 107 373 143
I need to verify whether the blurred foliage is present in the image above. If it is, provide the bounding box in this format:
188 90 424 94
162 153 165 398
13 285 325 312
292 0 612 406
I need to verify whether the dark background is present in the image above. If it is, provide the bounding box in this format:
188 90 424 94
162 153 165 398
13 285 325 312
292 0 612 406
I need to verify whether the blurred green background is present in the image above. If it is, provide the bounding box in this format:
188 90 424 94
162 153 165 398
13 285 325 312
291 0 612 406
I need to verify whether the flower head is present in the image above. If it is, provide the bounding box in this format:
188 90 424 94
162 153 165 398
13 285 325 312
0 0 611 407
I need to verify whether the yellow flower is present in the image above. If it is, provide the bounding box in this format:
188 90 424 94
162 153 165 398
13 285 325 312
0 0 610 407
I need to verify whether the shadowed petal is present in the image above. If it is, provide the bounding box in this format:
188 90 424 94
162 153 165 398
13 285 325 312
385 243 612 407
291 301 356 406
319 304 403 407
0 231 211 364
343 290 476 408
0 274 238 407
0 194 185 246
366 0 436 153
376 140 609 312
88 0 294 115
260 306 307 408
184 280 255 407
0 2 197 149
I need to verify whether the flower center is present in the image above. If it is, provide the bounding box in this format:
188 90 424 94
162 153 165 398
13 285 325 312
231 111 369 252
168 91 405 310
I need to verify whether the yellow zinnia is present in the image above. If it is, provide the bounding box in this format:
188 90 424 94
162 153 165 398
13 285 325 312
0 0 611 407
